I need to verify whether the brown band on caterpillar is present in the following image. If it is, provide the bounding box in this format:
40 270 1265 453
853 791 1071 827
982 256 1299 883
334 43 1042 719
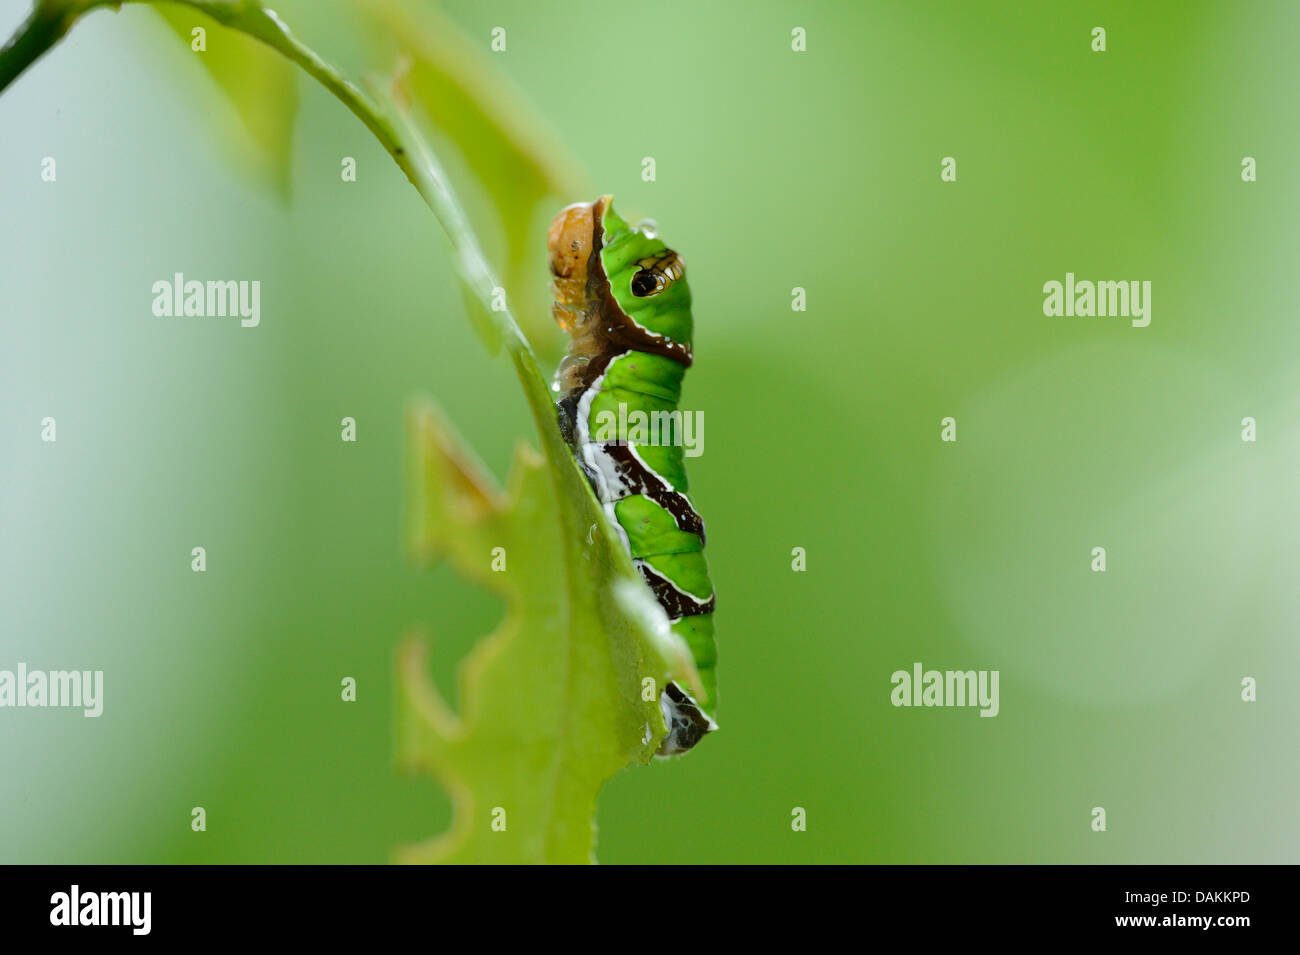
637 560 715 618
601 442 706 544
548 196 691 395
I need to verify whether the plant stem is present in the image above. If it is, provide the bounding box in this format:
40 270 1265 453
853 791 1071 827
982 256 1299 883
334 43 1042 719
0 2 102 95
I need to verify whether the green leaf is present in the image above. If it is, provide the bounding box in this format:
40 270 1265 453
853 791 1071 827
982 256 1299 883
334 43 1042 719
399 400 698 864
358 0 590 360
146 3 299 194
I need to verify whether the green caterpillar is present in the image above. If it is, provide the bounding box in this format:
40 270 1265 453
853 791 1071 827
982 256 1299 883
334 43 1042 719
548 195 716 755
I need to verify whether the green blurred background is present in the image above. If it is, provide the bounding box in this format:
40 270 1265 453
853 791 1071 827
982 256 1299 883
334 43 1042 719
2 0 1297 863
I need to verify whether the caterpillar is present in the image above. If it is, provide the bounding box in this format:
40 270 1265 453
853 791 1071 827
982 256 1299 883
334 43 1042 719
548 195 717 756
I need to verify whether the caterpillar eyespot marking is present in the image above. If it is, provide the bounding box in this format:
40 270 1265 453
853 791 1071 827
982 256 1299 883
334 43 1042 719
630 251 685 298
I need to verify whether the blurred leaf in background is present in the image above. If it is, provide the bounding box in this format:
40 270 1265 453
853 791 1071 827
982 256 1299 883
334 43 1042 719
140 0 587 357
148 3 299 195
358 0 589 359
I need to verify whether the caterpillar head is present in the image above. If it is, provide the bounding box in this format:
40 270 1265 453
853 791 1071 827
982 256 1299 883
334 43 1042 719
547 199 598 285
547 196 693 368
